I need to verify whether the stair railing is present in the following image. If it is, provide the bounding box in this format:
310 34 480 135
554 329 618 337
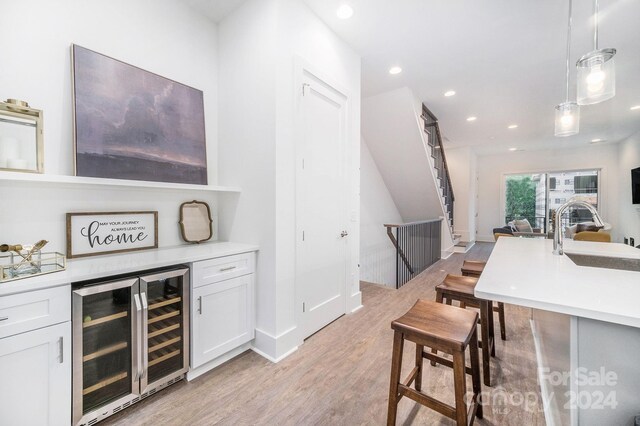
421 104 455 229
384 219 442 288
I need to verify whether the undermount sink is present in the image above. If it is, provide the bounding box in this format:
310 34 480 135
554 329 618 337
565 252 640 272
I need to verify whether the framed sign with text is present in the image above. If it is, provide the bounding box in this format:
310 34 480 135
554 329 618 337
66 211 158 258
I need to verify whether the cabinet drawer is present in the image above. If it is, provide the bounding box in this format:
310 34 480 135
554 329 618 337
192 252 255 288
0 285 70 339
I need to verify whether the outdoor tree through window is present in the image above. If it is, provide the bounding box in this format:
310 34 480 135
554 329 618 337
504 170 599 233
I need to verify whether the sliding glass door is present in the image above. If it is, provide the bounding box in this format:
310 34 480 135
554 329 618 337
504 169 599 233
547 170 599 232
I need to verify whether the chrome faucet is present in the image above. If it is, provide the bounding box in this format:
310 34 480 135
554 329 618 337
553 199 605 255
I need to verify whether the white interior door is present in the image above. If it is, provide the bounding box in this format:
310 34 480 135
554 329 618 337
297 69 349 339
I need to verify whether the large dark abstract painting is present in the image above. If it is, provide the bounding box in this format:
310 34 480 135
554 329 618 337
72 45 207 185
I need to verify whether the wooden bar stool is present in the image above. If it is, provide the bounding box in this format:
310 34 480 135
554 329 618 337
432 274 495 387
462 260 507 341
387 299 482 426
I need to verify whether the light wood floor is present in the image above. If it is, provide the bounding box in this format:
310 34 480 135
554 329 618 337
104 242 545 425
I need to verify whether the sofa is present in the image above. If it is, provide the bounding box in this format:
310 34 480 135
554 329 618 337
564 221 612 239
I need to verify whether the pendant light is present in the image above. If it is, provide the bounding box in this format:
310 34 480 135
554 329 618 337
555 0 580 137
576 0 616 105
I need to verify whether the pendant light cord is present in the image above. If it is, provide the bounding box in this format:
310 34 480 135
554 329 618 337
594 0 599 50
565 0 573 102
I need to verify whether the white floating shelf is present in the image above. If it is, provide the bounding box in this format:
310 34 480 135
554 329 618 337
0 171 241 193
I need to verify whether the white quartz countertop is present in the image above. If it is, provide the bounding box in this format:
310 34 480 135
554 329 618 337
0 241 259 297
475 237 640 328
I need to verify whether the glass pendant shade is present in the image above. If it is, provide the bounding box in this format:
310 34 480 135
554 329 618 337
554 102 580 137
577 48 616 105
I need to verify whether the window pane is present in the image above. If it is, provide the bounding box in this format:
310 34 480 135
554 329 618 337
504 173 546 231
504 169 600 236
548 170 599 231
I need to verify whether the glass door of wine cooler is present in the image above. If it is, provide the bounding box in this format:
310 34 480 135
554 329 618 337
72 278 141 425
139 268 190 393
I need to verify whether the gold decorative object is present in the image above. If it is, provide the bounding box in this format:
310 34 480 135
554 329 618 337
0 98 44 173
0 240 66 282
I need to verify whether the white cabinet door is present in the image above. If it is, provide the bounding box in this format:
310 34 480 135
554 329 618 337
191 275 254 368
0 322 71 426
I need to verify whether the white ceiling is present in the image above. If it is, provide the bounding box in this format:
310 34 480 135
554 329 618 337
303 0 640 154
182 0 247 22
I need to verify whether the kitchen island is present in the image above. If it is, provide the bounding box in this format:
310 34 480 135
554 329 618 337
475 237 640 426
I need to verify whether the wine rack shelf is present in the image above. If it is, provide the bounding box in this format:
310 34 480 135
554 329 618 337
148 322 180 339
82 311 128 328
83 342 128 362
83 372 128 396
148 296 181 310
149 336 181 354
148 310 180 324
148 349 181 367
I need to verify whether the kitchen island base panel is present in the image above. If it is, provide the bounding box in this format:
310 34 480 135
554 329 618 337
531 308 640 426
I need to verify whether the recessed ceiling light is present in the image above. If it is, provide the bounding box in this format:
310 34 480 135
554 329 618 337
631 105 640 111
444 90 456 97
466 116 477 122
508 124 518 129
591 138 602 142
336 4 353 19
509 147 518 151
389 66 402 75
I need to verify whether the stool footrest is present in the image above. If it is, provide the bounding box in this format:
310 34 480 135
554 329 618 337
402 366 420 388
398 385 457 420
422 351 473 375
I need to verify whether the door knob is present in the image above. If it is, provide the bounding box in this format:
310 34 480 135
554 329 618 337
340 231 349 238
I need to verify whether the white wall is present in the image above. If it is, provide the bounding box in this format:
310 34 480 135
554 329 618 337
617 134 640 244
218 0 361 360
476 144 621 242
217 0 279 352
0 0 219 252
361 88 444 222
360 138 402 287
447 146 477 242
274 0 362 352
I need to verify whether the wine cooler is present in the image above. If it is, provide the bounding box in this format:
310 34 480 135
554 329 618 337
72 267 190 425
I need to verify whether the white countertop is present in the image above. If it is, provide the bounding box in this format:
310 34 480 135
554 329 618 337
475 237 640 328
0 241 259 297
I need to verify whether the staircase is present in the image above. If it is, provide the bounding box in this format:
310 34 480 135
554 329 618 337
420 104 459 244
362 87 457 259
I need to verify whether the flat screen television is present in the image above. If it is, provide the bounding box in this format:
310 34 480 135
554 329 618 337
633 167 640 204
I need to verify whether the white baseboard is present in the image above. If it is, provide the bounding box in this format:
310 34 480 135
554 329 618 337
252 326 300 362
251 291 363 363
186 342 252 381
441 244 455 259
348 290 362 313
251 344 298 363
